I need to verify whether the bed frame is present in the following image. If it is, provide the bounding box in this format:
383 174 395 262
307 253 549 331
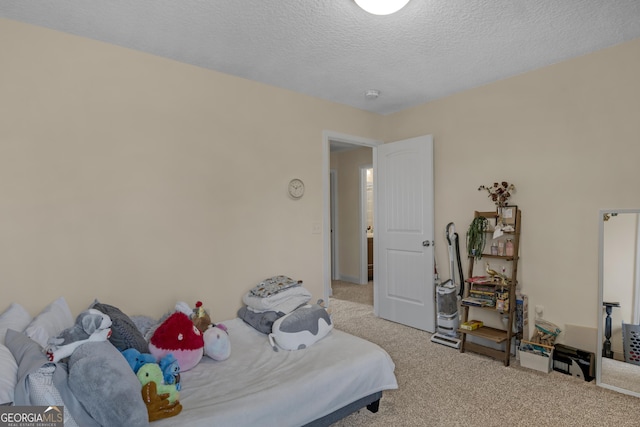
304 392 382 427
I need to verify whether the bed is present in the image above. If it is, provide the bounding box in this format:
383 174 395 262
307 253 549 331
1 298 398 427
154 317 398 426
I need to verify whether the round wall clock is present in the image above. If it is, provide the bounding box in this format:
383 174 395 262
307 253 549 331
288 178 305 199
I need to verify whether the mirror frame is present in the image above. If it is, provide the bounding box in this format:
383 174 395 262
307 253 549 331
596 208 640 397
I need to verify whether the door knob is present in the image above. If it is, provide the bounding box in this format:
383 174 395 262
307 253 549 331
422 240 432 247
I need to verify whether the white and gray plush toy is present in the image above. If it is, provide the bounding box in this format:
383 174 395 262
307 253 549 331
45 308 112 362
268 301 332 352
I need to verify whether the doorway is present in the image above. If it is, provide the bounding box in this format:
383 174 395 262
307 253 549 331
323 132 435 332
330 164 374 306
322 131 382 306
330 147 372 285
362 166 374 283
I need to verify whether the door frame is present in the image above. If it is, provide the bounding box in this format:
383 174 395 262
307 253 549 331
360 165 373 284
330 169 339 281
322 131 382 306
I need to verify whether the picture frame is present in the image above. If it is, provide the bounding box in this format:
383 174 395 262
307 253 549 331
499 205 518 226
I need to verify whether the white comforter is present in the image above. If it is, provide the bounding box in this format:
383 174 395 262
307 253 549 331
153 318 398 427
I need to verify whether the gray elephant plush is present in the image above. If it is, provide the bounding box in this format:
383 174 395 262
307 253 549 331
45 308 112 362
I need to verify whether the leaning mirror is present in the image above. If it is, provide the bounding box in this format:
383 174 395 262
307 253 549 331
597 209 640 397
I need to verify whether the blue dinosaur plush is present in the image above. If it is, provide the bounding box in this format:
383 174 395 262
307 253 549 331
159 353 181 391
121 348 156 373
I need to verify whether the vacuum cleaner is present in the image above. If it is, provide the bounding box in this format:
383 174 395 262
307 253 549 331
430 222 465 349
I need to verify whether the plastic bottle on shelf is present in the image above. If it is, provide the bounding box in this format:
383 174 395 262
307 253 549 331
491 241 498 255
498 241 505 256
505 239 514 257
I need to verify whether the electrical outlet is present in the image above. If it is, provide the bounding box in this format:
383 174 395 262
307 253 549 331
535 305 544 317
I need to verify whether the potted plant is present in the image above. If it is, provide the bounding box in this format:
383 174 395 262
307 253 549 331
466 216 488 259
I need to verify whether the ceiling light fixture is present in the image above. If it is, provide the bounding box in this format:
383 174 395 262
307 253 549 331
354 0 410 15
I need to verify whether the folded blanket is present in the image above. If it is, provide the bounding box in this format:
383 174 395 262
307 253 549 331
237 307 284 334
249 276 302 298
242 286 311 314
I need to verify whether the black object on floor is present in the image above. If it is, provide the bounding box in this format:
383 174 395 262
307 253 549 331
552 343 595 382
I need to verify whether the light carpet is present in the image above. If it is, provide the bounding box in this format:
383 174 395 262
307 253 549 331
331 280 373 306
327 297 639 427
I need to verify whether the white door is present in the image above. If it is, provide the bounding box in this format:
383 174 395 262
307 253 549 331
376 135 435 332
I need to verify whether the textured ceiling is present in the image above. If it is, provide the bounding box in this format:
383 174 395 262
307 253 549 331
2 0 640 115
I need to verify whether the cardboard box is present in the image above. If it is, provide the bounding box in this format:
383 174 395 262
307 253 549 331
460 320 483 330
518 342 553 373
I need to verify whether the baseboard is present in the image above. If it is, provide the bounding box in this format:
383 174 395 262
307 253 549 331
338 274 359 284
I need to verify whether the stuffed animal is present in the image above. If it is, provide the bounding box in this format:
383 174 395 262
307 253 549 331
193 300 206 318
121 348 156 374
141 381 182 422
268 301 333 351
203 324 231 361
45 309 112 362
137 363 182 422
159 353 181 391
149 311 204 372
137 363 180 404
174 301 192 317
191 301 212 333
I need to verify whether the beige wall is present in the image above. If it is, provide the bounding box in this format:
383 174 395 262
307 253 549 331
330 147 373 282
385 37 640 337
0 19 380 321
2 18 640 344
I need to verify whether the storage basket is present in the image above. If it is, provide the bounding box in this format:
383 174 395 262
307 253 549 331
622 323 640 365
518 341 553 373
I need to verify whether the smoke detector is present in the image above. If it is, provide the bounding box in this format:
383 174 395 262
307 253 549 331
365 89 380 100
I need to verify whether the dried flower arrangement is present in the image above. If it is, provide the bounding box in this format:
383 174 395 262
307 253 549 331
478 182 515 208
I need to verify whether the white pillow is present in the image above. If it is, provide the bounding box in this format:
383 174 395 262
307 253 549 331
0 302 32 405
0 302 32 344
24 297 74 348
0 345 18 405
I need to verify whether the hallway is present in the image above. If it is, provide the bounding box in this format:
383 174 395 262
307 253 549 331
331 280 373 305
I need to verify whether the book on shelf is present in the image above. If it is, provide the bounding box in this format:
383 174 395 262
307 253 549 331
467 276 494 284
468 295 495 304
469 290 494 297
461 297 495 307
472 284 496 292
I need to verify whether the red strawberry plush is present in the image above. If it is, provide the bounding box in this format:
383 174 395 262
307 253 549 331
149 312 204 372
